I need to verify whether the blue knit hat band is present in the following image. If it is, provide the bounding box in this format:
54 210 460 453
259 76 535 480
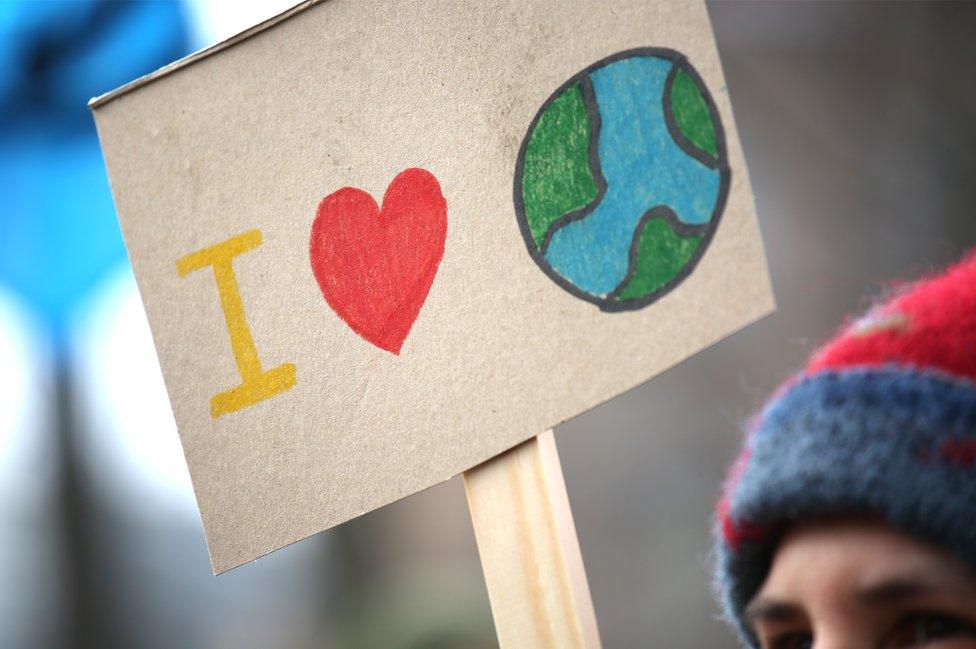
717 366 976 646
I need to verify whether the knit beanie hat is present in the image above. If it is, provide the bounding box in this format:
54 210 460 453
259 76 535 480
714 252 976 647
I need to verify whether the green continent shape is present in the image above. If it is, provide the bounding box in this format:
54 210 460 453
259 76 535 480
615 218 703 301
521 82 599 248
669 67 718 159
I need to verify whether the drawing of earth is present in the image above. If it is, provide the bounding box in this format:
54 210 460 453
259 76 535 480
514 48 730 311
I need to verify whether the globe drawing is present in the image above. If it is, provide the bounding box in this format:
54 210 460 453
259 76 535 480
514 48 730 311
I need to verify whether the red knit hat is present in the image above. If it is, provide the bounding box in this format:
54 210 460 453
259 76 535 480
714 251 976 646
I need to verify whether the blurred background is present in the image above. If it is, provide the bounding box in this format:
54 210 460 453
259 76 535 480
1 1 975 647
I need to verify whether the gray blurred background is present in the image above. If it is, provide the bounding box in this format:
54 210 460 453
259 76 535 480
2 1 975 648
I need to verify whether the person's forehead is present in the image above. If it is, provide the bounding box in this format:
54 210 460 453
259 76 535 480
757 519 976 602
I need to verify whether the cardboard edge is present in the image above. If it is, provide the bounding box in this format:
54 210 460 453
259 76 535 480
88 0 322 110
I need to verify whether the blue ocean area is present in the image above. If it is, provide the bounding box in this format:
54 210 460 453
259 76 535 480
543 57 721 297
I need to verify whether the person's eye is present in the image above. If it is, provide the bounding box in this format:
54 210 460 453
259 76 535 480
766 632 813 649
888 612 976 647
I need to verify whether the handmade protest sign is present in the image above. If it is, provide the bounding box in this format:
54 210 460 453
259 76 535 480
91 0 772 573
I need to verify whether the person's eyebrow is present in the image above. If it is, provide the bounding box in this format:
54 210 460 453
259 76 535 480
859 574 976 606
744 598 805 625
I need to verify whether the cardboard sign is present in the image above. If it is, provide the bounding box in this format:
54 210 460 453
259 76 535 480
91 0 773 572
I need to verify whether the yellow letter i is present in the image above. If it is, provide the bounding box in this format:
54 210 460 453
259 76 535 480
176 229 296 418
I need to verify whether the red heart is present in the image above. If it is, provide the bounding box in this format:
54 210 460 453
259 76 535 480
309 168 447 354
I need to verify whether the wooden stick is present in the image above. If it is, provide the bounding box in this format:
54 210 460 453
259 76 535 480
463 430 602 648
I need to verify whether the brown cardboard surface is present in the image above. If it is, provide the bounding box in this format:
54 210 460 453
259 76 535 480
92 0 773 573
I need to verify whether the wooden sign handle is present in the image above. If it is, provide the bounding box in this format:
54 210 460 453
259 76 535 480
463 430 602 648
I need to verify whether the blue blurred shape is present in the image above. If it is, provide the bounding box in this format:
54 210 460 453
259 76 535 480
0 1 189 339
